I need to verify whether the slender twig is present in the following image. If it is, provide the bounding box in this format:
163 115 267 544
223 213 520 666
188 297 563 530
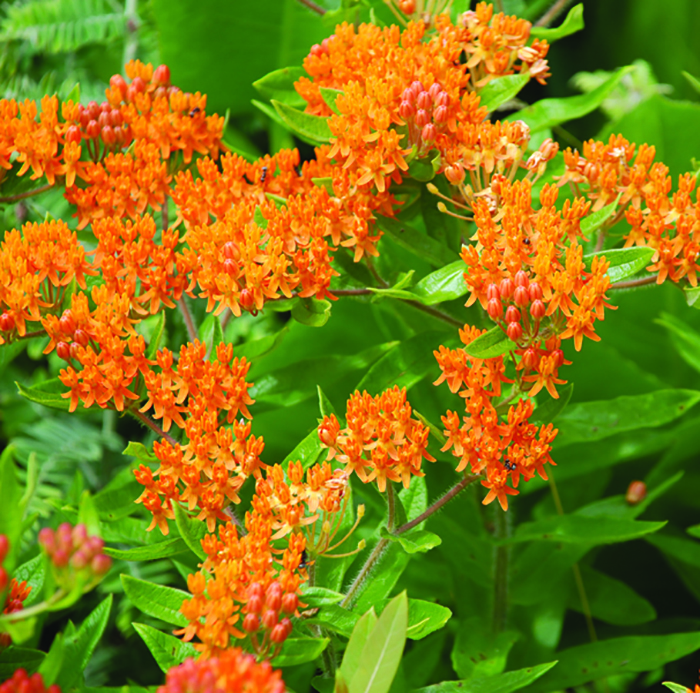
594 229 606 253
332 288 373 296
534 0 573 27
340 536 390 608
405 299 462 327
162 196 169 232
0 183 54 204
296 0 326 14
395 474 479 535
16 330 46 340
129 408 178 445
610 275 657 290
220 308 233 331
387 483 396 531
178 297 198 343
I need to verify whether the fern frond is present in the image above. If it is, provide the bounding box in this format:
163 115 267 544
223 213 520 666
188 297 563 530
0 0 127 53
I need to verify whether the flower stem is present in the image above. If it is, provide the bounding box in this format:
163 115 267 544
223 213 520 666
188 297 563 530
610 275 657 290
129 408 179 445
492 507 510 634
178 297 198 343
340 536 390 609
296 0 326 14
0 183 55 203
534 0 573 27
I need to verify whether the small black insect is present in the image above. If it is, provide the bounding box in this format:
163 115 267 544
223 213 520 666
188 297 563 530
523 237 531 245
503 459 517 471
260 165 268 183
299 549 309 570
189 107 201 117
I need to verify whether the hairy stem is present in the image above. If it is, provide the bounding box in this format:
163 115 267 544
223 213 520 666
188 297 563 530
129 408 179 445
387 483 397 531
178 297 198 343
0 183 55 204
340 537 390 608
534 0 573 27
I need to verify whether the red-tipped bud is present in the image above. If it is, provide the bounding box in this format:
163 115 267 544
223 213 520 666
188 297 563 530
398 100 415 119
415 109 430 127
0 312 15 332
79 107 91 129
100 101 110 113
486 283 500 301
421 123 436 143
521 347 538 370
428 82 442 99
552 349 565 367
499 277 514 299
281 592 298 614
433 105 448 123
154 86 168 101
57 523 72 547
72 524 88 546
507 322 522 342
309 43 324 58
110 109 123 127
97 111 110 129
505 305 521 323
513 286 529 307
72 550 89 569
487 298 502 319
262 609 278 630
247 582 264 600
73 328 89 346
87 100 100 120
398 0 416 13
625 480 647 505
270 622 289 644
59 310 76 334
53 548 70 568
0 534 8 563
113 126 124 146
130 76 146 94
401 88 415 104
65 125 82 144
101 125 115 145
410 80 425 97
85 536 104 554
223 259 238 276
444 163 465 185
530 299 546 319
243 613 260 632
435 91 450 107
153 64 171 86
86 120 100 139
56 342 71 361
514 270 529 288
266 582 282 610
239 288 255 312
222 241 241 261
528 282 543 301
247 595 263 614
38 528 55 552
110 74 128 99
91 554 111 575
69 342 82 361
416 91 432 110
0 566 7 592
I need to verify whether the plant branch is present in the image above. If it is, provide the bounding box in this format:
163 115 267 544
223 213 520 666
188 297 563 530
610 275 657 290
534 0 573 27
16 330 46 340
340 537 389 608
387 483 396 531
0 183 54 204
129 408 179 445
395 474 479 535
178 297 198 343
332 288 373 296
296 0 326 14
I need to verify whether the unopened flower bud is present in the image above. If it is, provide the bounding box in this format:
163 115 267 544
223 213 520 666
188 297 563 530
521 347 538 370
401 88 415 104
243 613 259 632
486 283 500 301
65 125 82 144
626 480 647 505
91 554 111 575
415 109 430 127
69 342 81 360
398 100 415 119
270 622 289 644
101 125 116 145
433 105 448 123
0 312 15 332
552 349 565 367
38 528 54 552
223 259 238 276
153 64 171 86
281 592 298 614
530 299 545 319
86 120 100 139
513 286 529 307
421 123 436 143
487 298 502 319
506 322 522 342
505 305 521 323
499 277 514 299
435 91 450 107
262 609 278 630
528 282 543 301
0 566 7 592
248 582 264 600
56 342 71 361
416 91 431 110
410 80 425 97
87 100 100 120
444 163 464 185
53 548 70 568
110 109 123 127
247 595 263 614
239 288 255 312
514 270 529 288
398 0 416 13
72 550 89 569
73 328 89 346
72 523 88 545
110 74 128 99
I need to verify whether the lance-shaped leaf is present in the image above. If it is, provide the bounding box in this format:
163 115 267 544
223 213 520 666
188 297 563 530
479 74 530 112
105 538 189 561
411 260 468 305
0 648 45 679
339 608 377 689
16 378 71 411
530 4 584 42
531 383 573 425
464 326 515 359
252 65 306 106
320 86 343 114
381 527 442 554
271 99 332 144
656 312 700 374
133 623 197 673
553 389 700 448
121 575 189 627
508 66 633 132
273 636 330 667
579 195 620 236
375 216 460 268
583 247 655 283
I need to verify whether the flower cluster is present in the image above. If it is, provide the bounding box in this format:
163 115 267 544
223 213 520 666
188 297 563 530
38 523 111 580
559 135 700 287
158 650 285 693
0 535 32 647
318 386 435 492
0 671 60 693
435 326 558 509
177 513 305 658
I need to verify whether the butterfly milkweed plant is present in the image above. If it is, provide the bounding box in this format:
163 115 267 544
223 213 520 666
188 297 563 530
3 0 700 691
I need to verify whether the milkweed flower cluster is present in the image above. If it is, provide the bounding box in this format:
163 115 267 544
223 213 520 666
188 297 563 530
0 670 60 693
0 536 32 647
158 650 285 693
38 523 111 579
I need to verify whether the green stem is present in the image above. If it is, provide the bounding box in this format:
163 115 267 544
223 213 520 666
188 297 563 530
492 508 510 634
610 275 657 290
128 407 178 445
0 589 66 622
387 483 396 531
179 297 198 343
0 183 54 204
340 536 389 609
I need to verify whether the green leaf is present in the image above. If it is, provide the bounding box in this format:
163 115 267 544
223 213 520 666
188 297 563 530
451 617 519 680
0 341 26 376
683 71 700 95
16 378 71 411
526 632 700 693
531 383 573 425
12 554 44 607
299 586 345 607
688 524 700 539
37 633 64 686
199 314 224 355
173 504 207 560
144 311 165 360
252 65 307 107
123 442 157 464
415 662 558 693
320 87 343 115
272 99 332 145
0 446 22 572
579 195 621 237
283 426 324 470
411 260 468 305
463 326 514 360
407 157 436 182
381 527 442 554
93 474 141 522
375 216 459 268
508 66 633 132
350 592 408 693
0 648 45 679
105 538 189 561
253 205 269 229
340 608 378 687
656 312 700 374
402 600 451 640
554 389 700 448
121 575 189 627
355 332 446 395
317 385 338 419
568 565 655 625
292 297 332 327
132 622 197 673
353 543 410 615
685 286 700 309
478 74 530 112
77 489 101 536
273 636 330 667
529 4 584 42
664 683 691 693
583 246 655 283
309 603 360 637
506 515 665 545
54 595 112 689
